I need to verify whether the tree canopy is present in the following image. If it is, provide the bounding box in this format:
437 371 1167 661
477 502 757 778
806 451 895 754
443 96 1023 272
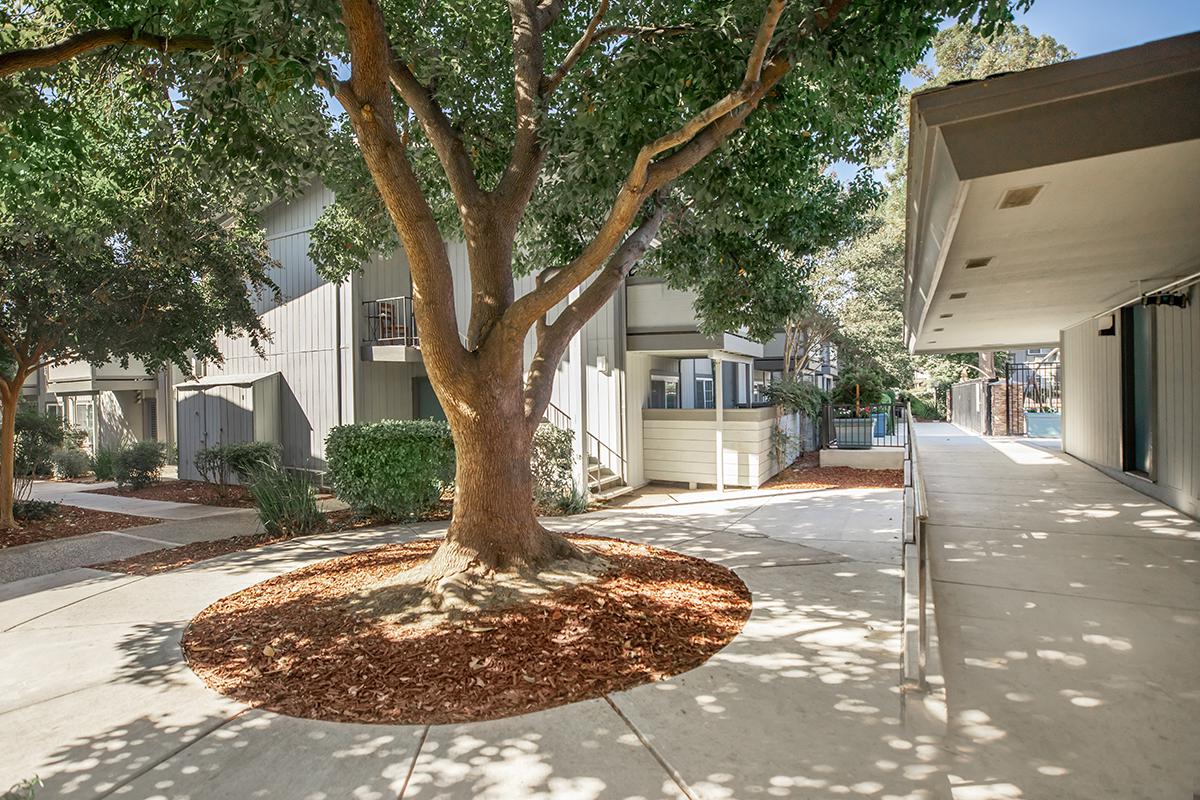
809 22 1072 395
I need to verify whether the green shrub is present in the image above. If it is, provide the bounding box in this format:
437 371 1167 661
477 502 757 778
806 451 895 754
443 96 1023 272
14 498 59 521
2 775 42 800
326 419 454 521
114 441 166 489
249 467 322 535
531 423 577 506
50 448 90 480
14 407 64 477
763 379 828 419
196 441 281 485
552 489 590 516
91 447 118 481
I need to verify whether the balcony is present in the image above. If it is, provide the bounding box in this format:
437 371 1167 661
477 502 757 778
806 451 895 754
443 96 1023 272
360 296 422 362
45 359 157 394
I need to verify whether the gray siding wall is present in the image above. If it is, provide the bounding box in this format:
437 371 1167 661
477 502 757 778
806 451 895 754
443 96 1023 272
210 183 341 470
1061 295 1199 517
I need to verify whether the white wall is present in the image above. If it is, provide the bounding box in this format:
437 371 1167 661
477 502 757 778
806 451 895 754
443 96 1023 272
642 407 777 488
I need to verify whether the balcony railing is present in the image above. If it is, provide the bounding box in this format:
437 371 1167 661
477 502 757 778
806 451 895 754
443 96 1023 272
363 296 419 347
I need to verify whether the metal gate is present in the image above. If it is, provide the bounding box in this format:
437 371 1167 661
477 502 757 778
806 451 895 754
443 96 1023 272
1004 362 1062 436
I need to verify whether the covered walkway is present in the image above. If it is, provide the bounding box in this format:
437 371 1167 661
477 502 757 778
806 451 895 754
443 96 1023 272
916 422 1199 799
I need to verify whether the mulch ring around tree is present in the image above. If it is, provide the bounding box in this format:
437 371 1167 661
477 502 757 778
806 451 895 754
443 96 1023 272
1 505 161 549
89 479 257 508
183 535 751 725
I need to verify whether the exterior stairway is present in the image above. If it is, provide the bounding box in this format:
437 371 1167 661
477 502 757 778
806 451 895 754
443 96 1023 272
544 402 632 502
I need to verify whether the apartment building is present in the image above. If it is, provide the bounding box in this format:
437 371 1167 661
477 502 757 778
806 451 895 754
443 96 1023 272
177 182 805 495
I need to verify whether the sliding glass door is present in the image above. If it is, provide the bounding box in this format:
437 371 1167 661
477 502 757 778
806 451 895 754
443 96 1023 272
1120 304 1154 477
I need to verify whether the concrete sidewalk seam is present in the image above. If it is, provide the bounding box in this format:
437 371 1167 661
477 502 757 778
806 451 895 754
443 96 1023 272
395 724 430 799
93 708 248 800
604 695 699 800
108 530 185 547
3 575 149 632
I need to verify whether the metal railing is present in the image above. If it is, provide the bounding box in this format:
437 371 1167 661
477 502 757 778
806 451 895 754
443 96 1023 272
821 402 908 448
585 430 627 490
362 296 419 347
544 401 571 431
901 403 930 692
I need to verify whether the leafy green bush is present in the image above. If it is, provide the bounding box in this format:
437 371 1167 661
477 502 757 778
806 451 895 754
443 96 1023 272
326 419 455 521
531 423 577 506
91 447 118 481
50 448 90 480
249 467 322 535
763 379 828 419
14 498 59 521
114 441 166 489
195 441 281 485
14 407 64 477
552 489 590 515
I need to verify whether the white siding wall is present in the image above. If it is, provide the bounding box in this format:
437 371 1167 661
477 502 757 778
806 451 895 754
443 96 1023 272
1062 296 1199 516
642 408 777 487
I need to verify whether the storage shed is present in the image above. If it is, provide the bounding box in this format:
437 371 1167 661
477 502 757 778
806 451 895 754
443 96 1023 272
175 373 283 481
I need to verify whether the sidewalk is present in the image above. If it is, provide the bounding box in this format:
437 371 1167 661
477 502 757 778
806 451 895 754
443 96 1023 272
916 423 1200 799
2 482 259 584
0 484 939 799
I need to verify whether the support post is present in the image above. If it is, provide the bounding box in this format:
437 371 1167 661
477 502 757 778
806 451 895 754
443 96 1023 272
567 290 589 495
714 355 724 492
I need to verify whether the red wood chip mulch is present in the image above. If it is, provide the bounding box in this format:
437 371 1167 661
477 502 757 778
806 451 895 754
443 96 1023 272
764 461 904 490
89 480 256 508
183 535 750 725
1 505 161 549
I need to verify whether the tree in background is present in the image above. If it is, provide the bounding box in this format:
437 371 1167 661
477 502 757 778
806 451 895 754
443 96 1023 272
0 0 1028 585
814 22 1072 406
0 79 275 530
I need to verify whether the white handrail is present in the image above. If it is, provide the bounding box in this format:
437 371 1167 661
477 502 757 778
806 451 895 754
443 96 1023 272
901 403 930 693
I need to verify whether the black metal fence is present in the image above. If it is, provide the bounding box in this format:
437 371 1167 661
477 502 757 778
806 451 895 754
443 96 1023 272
1004 361 1061 435
822 403 908 449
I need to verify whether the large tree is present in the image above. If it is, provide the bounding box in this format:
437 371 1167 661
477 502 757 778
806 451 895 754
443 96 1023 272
0 75 276 530
1 1 1027 580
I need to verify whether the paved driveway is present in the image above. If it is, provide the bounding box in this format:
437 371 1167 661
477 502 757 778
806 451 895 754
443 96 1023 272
1 486 934 800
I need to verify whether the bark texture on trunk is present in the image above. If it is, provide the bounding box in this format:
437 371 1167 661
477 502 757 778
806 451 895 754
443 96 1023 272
430 371 577 576
0 384 20 531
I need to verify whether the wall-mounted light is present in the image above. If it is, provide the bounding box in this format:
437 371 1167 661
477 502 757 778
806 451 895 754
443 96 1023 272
1098 314 1116 336
596 354 609 375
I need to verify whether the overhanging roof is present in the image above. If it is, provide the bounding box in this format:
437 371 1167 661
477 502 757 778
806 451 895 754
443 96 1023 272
904 32 1200 353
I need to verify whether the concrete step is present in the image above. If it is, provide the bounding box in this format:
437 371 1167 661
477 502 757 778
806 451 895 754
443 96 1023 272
590 483 635 502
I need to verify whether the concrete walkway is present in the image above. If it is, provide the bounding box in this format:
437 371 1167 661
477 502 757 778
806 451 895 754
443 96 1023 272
1 482 260 584
916 423 1200 800
0 484 941 800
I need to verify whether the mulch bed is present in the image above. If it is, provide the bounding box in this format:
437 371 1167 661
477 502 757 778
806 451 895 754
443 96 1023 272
1 505 161 549
89 480 256 508
183 535 751 724
764 455 904 490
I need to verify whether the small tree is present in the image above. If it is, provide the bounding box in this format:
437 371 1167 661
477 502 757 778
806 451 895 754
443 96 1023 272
0 87 274 530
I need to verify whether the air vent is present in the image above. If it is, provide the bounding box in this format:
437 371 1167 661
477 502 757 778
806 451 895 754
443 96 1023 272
933 327 944 332
965 257 992 270
940 313 953 319
998 184 1044 209
949 291 968 300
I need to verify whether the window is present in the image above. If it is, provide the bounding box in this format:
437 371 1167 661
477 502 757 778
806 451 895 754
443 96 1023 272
1120 304 1154 477
649 375 680 409
696 377 714 408
69 397 96 449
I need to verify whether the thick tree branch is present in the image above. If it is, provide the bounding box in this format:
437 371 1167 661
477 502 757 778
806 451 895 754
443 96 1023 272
495 0 549 219
340 0 468 379
523 200 668 426
0 27 214 79
388 56 483 209
502 0 850 344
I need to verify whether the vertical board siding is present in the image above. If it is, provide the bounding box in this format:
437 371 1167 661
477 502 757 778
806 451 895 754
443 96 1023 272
1062 298 1199 514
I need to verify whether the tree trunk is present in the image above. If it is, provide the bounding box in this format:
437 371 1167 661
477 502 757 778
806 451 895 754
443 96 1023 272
424 363 578 578
0 387 19 531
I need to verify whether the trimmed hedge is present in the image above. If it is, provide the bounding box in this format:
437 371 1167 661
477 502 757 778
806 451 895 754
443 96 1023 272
326 419 455 521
